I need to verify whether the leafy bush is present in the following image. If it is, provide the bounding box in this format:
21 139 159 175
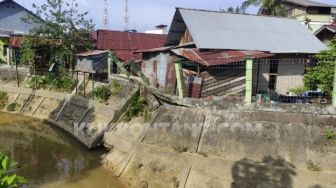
110 80 123 95
289 86 308 95
324 130 336 140
123 92 146 122
94 85 111 102
54 75 76 92
6 102 20 112
0 91 8 109
29 74 75 92
0 152 26 187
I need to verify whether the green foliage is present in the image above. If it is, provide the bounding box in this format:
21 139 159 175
0 153 26 188
304 36 336 96
241 0 285 16
324 130 336 140
306 160 322 172
6 103 20 112
21 0 95 69
19 42 35 65
289 86 308 95
123 92 146 122
0 92 8 109
110 80 123 95
28 74 75 92
53 75 76 92
94 85 111 102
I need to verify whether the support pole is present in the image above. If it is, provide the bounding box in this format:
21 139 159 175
14 50 19 87
174 61 184 98
76 71 78 96
333 60 336 107
245 57 254 104
92 73 94 100
83 72 86 98
108 51 112 79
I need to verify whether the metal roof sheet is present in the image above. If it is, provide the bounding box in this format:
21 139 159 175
166 8 327 54
94 30 167 62
76 50 108 57
172 48 273 66
282 0 335 8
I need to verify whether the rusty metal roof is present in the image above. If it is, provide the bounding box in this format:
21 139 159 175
282 0 335 8
9 35 22 48
76 50 108 57
172 48 273 66
94 30 167 62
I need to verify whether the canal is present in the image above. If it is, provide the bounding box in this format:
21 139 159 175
0 112 125 188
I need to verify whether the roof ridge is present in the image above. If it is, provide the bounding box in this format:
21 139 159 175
176 7 296 20
97 29 167 36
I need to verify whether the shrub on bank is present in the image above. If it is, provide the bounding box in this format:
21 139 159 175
29 74 76 92
94 85 111 102
6 102 20 112
0 91 8 109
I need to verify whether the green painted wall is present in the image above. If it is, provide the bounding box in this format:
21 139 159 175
0 37 9 64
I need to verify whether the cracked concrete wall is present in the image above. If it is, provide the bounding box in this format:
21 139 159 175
103 104 336 188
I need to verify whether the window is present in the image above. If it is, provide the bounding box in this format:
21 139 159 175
268 75 277 90
269 59 279 74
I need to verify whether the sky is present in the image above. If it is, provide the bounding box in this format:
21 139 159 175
15 0 336 32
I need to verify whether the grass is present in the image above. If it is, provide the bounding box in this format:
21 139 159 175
110 80 123 95
122 91 146 122
324 130 336 140
0 91 8 109
94 85 111 102
29 74 76 92
306 160 322 172
6 102 20 112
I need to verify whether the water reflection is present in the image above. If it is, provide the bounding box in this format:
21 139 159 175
0 113 124 188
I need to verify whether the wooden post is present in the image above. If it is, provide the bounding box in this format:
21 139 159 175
333 60 336 107
174 61 184 98
92 73 94 100
245 57 253 104
13 50 19 87
83 72 86 98
76 71 78 96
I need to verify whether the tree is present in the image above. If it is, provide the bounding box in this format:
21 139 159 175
21 0 95 70
304 36 336 96
240 0 285 16
0 153 26 188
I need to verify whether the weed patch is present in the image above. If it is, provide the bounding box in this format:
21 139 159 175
0 91 8 109
94 85 111 102
6 102 20 111
307 160 322 172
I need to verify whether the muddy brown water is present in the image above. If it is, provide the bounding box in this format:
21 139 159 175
0 112 125 188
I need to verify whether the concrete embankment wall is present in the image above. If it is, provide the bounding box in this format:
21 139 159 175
103 104 336 188
0 78 138 148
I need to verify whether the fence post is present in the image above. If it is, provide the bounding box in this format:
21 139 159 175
245 57 253 104
333 60 336 107
175 61 184 98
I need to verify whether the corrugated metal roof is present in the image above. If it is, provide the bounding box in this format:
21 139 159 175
282 0 335 8
76 50 108 57
172 48 273 66
94 30 167 62
166 8 327 54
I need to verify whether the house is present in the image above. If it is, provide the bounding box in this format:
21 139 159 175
92 30 166 72
314 20 336 45
281 0 335 33
0 0 40 64
140 8 327 100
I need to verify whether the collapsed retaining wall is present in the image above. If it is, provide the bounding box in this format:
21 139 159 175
103 104 336 188
0 78 138 148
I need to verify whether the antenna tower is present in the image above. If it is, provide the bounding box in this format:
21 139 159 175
103 0 110 29
124 0 129 31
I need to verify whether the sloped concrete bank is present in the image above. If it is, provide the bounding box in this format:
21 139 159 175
103 104 336 188
0 79 138 148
